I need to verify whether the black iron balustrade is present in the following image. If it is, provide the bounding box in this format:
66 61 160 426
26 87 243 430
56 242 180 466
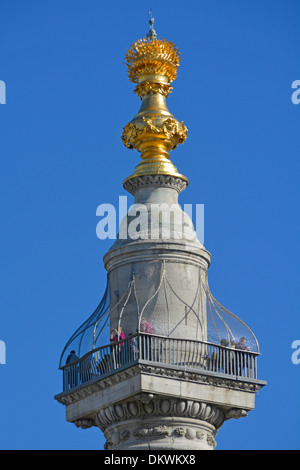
60 333 259 392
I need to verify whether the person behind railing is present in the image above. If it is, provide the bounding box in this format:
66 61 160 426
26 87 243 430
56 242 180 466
66 350 79 363
110 327 126 367
235 337 250 351
228 339 236 374
140 318 153 334
110 326 125 344
81 353 93 383
130 331 139 361
235 337 250 375
140 319 153 360
66 350 79 388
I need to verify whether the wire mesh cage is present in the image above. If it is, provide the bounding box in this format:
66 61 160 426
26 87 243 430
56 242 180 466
59 261 259 368
59 277 110 367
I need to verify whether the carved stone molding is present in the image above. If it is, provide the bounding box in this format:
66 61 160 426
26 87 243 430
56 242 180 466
55 366 141 405
55 363 264 407
130 421 217 449
95 394 226 433
104 421 218 450
101 411 219 451
123 174 188 194
225 408 248 420
94 394 228 449
139 364 263 393
74 418 95 429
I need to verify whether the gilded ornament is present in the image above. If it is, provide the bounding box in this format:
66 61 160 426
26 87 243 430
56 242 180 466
121 117 188 151
121 25 188 185
134 81 173 99
125 38 180 85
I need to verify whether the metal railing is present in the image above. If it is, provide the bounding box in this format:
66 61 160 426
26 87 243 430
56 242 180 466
60 333 259 392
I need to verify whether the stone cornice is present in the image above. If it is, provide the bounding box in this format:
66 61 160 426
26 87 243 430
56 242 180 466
55 362 265 407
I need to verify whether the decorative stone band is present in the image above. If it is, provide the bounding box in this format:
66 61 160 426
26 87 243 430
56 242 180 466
73 395 248 450
73 405 247 433
94 394 249 450
123 174 188 194
56 364 263 408
104 417 218 450
95 394 226 432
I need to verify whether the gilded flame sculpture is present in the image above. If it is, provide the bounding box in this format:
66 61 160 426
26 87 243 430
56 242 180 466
121 18 189 187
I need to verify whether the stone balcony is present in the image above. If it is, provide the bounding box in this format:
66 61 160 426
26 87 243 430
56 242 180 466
56 332 262 393
55 333 266 449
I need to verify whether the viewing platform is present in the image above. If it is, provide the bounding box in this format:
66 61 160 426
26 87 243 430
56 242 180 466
57 332 263 395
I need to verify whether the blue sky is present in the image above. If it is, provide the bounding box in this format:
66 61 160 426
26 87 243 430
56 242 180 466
0 0 299 450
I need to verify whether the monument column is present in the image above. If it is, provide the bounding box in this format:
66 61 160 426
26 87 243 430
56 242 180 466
55 14 266 451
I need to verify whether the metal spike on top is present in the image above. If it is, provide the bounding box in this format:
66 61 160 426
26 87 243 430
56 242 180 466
146 9 157 40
